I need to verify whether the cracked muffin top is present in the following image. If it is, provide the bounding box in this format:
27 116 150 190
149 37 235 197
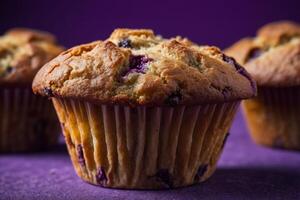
225 21 300 87
0 28 63 86
32 28 256 106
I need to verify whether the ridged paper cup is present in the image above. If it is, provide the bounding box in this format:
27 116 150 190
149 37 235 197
0 87 60 152
52 98 239 189
243 86 300 150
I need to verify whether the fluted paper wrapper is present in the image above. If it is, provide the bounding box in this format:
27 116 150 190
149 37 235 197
53 98 239 189
0 87 60 152
243 86 300 150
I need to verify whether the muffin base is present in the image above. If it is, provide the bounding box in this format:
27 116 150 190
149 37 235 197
0 87 60 152
53 98 239 189
243 86 300 150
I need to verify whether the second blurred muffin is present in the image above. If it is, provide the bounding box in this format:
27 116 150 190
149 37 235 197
226 21 300 150
0 28 63 152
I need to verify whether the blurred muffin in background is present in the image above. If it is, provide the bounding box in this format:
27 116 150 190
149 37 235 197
226 21 300 150
0 28 63 152
33 28 255 189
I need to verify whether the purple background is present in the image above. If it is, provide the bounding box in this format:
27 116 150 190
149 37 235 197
1 0 300 49
1 0 300 199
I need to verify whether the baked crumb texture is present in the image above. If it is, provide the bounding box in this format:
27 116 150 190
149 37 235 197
33 29 256 106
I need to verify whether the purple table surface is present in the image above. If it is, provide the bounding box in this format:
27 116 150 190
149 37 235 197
1 110 300 200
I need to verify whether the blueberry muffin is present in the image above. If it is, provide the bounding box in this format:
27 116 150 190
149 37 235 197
33 29 256 189
226 21 300 150
0 28 63 152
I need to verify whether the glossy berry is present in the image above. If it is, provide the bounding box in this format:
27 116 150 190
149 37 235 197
222 54 248 76
129 55 151 73
43 87 53 97
222 54 256 93
5 66 13 74
222 54 236 66
96 167 107 185
0 66 14 77
76 144 85 167
118 38 132 48
122 55 152 76
194 164 208 182
165 90 182 106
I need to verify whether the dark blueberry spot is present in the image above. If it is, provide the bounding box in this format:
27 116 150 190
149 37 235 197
236 67 257 93
118 38 132 48
5 66 14 74
165 90 182 106
76 144 85 167
222 54 257 94
155 169 173 188
194 164 208 182
122 55 152 77
222 54 236 66
221 132 230 150
221 87 232 100
0 66 14 77
43 87 53 97
222 54 243 72
246 48 263 63
96 167 107 185
222 54 245 73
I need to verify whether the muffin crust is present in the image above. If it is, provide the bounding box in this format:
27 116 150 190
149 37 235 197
33 29 256 106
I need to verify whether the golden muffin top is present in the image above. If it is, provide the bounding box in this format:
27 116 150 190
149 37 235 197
226 21 300 87
0 28 63 86
33 28 255 106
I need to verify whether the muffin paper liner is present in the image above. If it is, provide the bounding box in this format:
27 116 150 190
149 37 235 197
0 87 60 152
52 98 239 189
243 86 300 150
